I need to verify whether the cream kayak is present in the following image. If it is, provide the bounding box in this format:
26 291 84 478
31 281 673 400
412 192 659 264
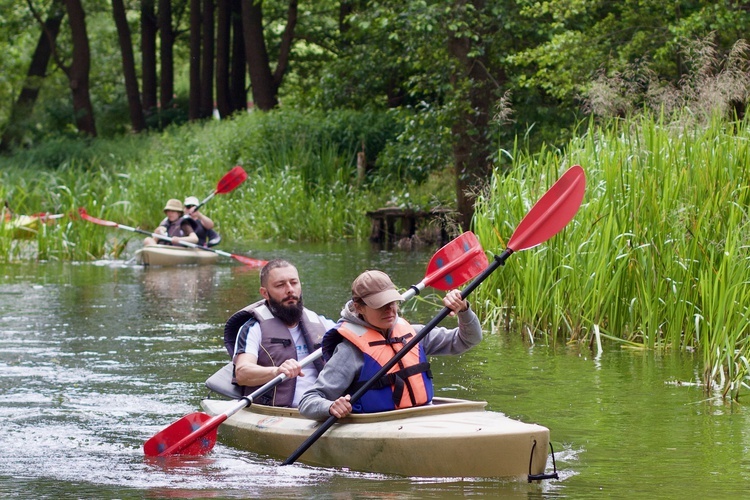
200 395 552 479
1 213 63 239
135 245 220 266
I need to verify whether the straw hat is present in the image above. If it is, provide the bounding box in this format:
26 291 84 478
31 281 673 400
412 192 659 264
163 199 183 212
183 196 200 207
352 270 403 309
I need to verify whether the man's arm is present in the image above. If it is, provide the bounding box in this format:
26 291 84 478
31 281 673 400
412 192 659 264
234 352 303 386
174 220 199 244
194 211 215 229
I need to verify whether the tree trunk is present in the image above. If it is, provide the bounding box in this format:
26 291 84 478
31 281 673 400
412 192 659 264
189 0 201 120
158 0 174 109
112 0 145 132
273 0 297 86
447 0 496 231
64 0 97 137
0 0 65 152
339 0 353 35
201 0 215 118
241 0 277 110
229 0 246 112
215 0 231 118
141 0 158 115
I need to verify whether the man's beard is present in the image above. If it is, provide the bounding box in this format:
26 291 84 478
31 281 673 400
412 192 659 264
267 294 304 326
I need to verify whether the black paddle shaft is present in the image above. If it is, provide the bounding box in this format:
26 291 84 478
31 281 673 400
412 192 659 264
281 249 513 466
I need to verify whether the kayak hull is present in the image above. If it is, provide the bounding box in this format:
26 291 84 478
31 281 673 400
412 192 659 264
136 245 220 266
200 396 550 479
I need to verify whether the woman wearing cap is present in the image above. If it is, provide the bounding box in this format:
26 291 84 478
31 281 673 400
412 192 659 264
183 196 221 247
142 198 199 246
298 270 482 420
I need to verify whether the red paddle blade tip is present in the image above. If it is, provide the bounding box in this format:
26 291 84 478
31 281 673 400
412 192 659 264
77 208 117 227
233 255 268 267
143 412 217 457
424 232 489 290
507 165 586 252
216 166 248 194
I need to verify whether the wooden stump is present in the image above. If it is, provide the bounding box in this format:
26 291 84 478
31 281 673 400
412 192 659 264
366 207 453 246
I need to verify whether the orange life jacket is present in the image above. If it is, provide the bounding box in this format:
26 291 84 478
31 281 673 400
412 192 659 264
335 319 433 412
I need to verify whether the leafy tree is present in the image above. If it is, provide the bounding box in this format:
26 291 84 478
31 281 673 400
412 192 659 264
1 0 65 151
508 0 750 117
241 0 297 110
308 1 534 229
112 0 145 132
141 0 157 114
63 0 96 136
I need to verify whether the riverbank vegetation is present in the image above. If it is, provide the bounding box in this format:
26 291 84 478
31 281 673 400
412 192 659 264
4 107 750 400
473 113 750 400
0 107 458 260
4 2 750 401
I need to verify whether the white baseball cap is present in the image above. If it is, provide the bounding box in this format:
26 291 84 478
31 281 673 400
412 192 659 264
183 196 200 207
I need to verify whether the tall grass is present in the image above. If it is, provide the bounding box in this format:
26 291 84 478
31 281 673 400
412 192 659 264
473 113 750 399
0 108 451 260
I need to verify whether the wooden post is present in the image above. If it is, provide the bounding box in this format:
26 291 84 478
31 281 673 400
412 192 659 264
357 151 366 185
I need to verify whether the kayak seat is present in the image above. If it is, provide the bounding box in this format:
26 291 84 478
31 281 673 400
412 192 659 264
205 362 244 399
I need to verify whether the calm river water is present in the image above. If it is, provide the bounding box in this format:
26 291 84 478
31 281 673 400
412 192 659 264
1 241 748 499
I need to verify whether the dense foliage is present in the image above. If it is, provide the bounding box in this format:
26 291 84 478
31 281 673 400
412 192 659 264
4 1 750 400
3 2 750 176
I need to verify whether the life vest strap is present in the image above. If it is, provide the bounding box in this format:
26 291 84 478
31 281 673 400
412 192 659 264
368 332 414 347
352 361 432 406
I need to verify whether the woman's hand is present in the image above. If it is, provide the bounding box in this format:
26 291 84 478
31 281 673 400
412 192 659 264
329 395 352 418
443 289 469 316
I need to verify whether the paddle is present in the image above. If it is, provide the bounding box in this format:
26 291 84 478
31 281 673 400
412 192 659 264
142 231 488 457
403 231 487 299
191 166 247 212
282 164 586 466
143 349 325 457
30 212 66 221
78 208 267 267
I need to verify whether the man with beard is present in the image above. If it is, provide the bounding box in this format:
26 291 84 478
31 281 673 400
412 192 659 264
224 259 337 407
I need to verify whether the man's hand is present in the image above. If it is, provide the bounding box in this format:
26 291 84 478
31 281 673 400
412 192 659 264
275 358 303 379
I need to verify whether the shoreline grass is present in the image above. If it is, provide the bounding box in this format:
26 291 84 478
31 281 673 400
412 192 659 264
472 113 750 400
0 108 455 261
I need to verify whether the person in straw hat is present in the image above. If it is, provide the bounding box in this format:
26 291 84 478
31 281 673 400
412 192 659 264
298 269 482 420
143 198 199 246
183 195 221 247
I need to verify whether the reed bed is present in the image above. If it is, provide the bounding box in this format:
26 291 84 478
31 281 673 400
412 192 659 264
0 108 440 260
473 114 750 399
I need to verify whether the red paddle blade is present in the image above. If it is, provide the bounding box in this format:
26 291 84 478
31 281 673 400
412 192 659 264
424 231 489 290
231 254 268 267
215 166 247 194
507 165 586 252
78 208 117 227
143 412 217 457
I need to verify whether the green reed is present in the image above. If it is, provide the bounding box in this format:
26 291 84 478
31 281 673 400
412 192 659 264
473 113 750 399
0 109 418 261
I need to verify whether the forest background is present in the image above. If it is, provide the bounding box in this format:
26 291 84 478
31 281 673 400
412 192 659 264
3 1 750 399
